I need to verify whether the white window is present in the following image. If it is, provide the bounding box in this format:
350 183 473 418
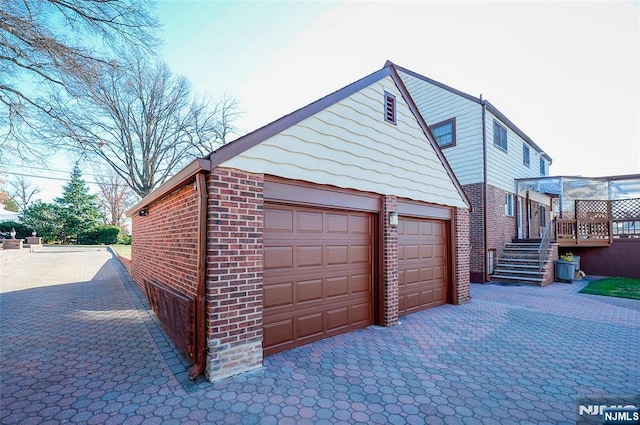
505 193 515 216
523 144 530 167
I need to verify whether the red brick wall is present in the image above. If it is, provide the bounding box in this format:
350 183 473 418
462 183 485 282
454 207 471 303
205 167 264 381
486 185 517 268
382 195 398 326
131 185 199 296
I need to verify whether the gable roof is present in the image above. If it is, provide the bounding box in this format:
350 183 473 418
128 63 471 216
210 63 470 209
388 61 552 164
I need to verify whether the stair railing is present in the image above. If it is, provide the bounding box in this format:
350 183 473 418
537 219 555 272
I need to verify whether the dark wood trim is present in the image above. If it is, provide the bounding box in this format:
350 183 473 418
375 211 384 326
264 176 382 212
448 218 457 304
429 117 456 149
397 199 452 220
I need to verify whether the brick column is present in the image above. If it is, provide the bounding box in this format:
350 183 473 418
454 207 471 304
205 167 264 382
382 195 399 326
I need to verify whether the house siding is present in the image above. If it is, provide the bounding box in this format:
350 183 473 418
131 185 199 297
220 77 468 209
397 70 484 186
485 110 548 193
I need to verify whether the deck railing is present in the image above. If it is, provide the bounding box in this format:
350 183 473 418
555 219 612 246
537 220 554 272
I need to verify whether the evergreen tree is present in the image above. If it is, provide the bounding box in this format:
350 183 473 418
54 165 103 243
19 201 62 243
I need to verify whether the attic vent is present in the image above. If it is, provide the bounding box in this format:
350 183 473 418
384 91 396 124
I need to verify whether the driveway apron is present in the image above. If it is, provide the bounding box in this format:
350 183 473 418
1 246 639 424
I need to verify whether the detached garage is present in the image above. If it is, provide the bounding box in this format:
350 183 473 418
127 62 471 382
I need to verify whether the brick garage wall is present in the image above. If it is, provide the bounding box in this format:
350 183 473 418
205 167 264 382
131 185 199 296
454 207 471 303
462 183 486 282
486 184 516 272
382 195 398 327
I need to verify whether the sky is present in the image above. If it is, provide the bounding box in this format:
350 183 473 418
5 0 639 203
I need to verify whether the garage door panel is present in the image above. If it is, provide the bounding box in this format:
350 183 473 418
351 245 370 263
298 211 323 232
327 245 348 265
326 276 349 298
351 274 370 294
298 279 323 303
297 313 323 339
263 282 293 308
398 217 448 317
264 319 293 347
266 208 294 231
264 246 294 270
264 205 373 356
297 246 323 267
327 213 349 233
350 215 370 234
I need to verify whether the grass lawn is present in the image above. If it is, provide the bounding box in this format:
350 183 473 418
110 244 131 259
579 277 640 300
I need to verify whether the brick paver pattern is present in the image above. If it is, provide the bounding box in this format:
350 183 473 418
1 246 638 424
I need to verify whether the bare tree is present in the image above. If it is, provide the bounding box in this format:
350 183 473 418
0 0 158 161
46 57 240 197
8 175 40 211
95 169 136 231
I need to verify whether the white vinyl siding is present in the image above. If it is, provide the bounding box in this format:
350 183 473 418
397 71 483 186
221 76 468 208
486 110 548 192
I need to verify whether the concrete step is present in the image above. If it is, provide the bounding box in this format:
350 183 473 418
490 274 545 285
493 268 543 276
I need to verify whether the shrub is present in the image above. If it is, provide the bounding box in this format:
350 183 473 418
78 225 120 245
0 222 31 239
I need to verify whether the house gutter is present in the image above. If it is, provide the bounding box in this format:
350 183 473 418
188 171 208 380
481 98 488 282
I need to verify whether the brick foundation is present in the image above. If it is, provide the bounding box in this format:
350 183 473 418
205 168 264 382
462 183 485 282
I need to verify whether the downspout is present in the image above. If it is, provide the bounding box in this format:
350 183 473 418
481 97 488 282
188 172 208 380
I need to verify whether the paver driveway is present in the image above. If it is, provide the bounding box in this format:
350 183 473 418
1 246 638 424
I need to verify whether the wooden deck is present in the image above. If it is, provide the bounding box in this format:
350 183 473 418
555 219 613 247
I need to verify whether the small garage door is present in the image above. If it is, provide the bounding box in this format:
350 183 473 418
398 217 448 316
263 205 373 356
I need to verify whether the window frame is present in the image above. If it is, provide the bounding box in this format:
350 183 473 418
429 117 456 149
539 158 546 176
384 91 397 125
493 120 508 152
505 193 515 217
523 144 530 167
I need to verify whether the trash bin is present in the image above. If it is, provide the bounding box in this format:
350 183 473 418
556 260 574 283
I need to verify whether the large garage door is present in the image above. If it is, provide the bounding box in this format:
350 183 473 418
398 217 448 316
263 205 373 356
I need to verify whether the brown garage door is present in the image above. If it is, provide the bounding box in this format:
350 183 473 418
263 204 373 356
398 217 448 316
